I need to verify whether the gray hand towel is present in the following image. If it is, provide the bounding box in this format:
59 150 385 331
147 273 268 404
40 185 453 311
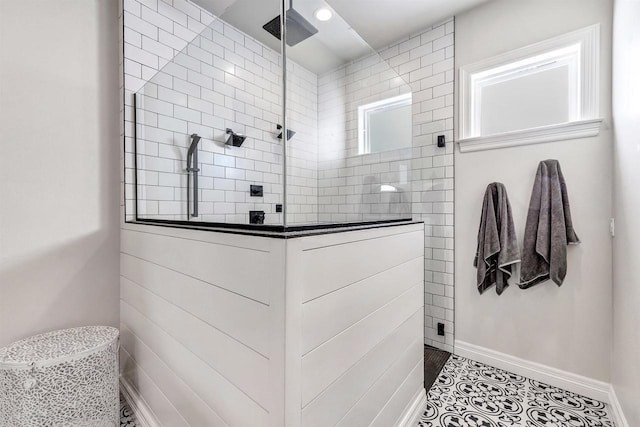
474 182 520 295
519 160 580 289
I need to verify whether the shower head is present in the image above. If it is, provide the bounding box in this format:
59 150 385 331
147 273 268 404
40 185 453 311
187 133 201 157
225 128 247 147
276 124 296 141
263 1 318 47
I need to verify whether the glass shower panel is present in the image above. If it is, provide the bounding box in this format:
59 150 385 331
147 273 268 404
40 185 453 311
283 2 413 225
132 0 284 226
128 0 414 228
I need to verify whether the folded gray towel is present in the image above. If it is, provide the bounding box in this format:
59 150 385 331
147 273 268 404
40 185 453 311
474 182 520 295
519 160 580 288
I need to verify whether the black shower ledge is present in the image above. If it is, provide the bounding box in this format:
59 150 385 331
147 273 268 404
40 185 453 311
128 218 421 239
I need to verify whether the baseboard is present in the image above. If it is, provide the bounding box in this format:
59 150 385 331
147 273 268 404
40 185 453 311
607 385 630 427
454 340 610 403
396 387 427 427
120 377 160 427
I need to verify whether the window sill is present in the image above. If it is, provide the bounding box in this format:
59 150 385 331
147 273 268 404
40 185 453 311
457 118 603 153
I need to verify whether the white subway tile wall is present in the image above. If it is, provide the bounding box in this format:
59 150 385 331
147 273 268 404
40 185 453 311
406 20 454 352
122 0 454 350
413 20 454 352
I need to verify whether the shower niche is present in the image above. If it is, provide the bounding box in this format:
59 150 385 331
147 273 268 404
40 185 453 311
127 0 414 229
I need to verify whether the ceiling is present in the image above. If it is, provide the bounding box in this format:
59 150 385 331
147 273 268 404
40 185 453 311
190 0 489 74
327 0 489 49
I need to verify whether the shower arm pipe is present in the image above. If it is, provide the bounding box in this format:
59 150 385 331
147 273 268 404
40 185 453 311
186 134 201 218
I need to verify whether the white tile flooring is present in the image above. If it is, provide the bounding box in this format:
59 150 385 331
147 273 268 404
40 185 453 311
119 354 616 427
420 355 615 427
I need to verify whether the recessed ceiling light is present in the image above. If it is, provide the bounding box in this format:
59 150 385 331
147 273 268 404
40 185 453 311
314 7 332 21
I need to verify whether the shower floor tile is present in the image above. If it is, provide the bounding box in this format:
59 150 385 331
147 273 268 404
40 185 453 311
419 354 615 427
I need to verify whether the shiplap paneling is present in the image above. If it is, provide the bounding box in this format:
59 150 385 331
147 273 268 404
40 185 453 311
370 360 424 427
301 283 423 406
301 310 423 427
120 346 190 427
121 228 274 303
335 342 423 427
120 252 269 355
300 229 424 302
121 276 270 407
120 325 227 426
121 300 269 426
302 256 423 354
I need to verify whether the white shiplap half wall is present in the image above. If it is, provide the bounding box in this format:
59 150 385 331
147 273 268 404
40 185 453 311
119 220 425 427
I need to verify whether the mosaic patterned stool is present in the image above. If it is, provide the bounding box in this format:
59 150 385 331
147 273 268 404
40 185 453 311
0 326 120 427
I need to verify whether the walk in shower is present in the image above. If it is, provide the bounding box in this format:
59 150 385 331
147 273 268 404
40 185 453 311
120 0 457 424
125 0 414 229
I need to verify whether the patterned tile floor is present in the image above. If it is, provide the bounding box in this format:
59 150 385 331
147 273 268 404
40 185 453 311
419 354 615 427
119 355 615 427
120 394 138 427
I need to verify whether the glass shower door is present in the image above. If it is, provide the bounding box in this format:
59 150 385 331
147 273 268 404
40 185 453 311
282 2 413 225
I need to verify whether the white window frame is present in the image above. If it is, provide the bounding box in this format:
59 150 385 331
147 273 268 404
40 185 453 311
358 93 412 155
458 24 602 152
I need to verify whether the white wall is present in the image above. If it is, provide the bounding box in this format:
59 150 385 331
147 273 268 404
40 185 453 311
611 0 640 423
454 0 613 382
0 0 120 346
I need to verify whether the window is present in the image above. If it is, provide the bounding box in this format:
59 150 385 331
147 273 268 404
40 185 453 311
358 93 412 154
458 24 602 152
